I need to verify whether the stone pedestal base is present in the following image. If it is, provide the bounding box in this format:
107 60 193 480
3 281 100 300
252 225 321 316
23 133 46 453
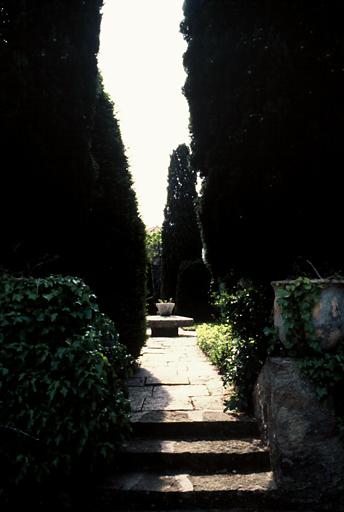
254 357 344 501
151 326 178 337
147 315 194 338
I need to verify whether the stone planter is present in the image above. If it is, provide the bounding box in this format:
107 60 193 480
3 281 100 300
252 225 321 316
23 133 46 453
155 302 175 316
272 279 344 351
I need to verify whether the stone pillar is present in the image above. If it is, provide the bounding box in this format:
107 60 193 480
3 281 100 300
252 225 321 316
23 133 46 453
254 357 344 501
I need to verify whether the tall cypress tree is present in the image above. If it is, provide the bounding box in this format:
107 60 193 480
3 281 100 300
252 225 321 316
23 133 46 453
0 0 102 272
181 1 344 283
0 2 147 357
161 144 202 301
87 82 147 357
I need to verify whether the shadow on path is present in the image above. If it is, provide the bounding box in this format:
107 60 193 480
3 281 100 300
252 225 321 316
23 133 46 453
127 331 227 420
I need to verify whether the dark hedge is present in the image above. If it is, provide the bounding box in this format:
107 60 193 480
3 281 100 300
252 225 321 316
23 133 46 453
0 2 147 357
181 0 344 283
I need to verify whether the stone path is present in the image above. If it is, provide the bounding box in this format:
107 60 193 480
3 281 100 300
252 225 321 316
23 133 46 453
128 330 226 416
97 331 303 511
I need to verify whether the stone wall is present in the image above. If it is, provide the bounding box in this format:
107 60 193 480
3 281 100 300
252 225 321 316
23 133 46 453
254 357 344 502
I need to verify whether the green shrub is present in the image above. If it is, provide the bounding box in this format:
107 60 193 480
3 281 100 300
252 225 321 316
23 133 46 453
197 321 266 412
197 323 232 371
146 228 162 314
197 279 272 412
0 275 132 486
212 279 272 341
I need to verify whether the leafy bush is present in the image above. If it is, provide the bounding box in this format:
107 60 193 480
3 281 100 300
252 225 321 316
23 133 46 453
212 279 272 340
146 228 162 264
197 279 272 412
197 321 263 411
146 227 162 314
0 275 132 486
197 323 232 370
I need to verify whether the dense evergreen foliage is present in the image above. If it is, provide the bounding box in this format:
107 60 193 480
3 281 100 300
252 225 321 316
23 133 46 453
181 1 344 283
0 0 101 273
0 1 147 356
0 275 132 487
161 144 202 301
88 84 147 357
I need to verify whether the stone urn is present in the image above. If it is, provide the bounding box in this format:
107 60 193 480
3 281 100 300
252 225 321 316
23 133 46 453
272 279 344 351
155 302 175 316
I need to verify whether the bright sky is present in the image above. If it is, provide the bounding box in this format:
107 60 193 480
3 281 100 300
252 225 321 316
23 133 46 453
98 0 190 228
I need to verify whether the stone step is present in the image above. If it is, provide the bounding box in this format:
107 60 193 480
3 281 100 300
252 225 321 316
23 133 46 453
97 470 292 510
119 438 271 473
131 410 260 439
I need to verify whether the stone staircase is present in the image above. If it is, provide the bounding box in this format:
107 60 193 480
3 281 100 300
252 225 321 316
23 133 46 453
94 334 310 511
97 410 281 511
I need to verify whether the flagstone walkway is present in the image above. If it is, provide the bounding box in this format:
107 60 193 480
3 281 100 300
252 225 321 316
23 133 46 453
100 330 280 510
98 331 321 510
127 329 227 418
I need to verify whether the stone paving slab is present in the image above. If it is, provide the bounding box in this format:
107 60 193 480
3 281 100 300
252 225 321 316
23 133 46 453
127 376 146 387
146 374 190 386
129 409 260 439
152 385 210 398
99 471 282 511
103 470 276 492
130 410 254 424
128 386 154 412
192 397 226 412
128 333 227 415
121 439 267 455
143 397 194 411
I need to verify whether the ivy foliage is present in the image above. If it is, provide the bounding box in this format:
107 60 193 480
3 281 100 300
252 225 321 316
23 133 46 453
270 277 322 354
269 277 344 420
0 275 132 486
